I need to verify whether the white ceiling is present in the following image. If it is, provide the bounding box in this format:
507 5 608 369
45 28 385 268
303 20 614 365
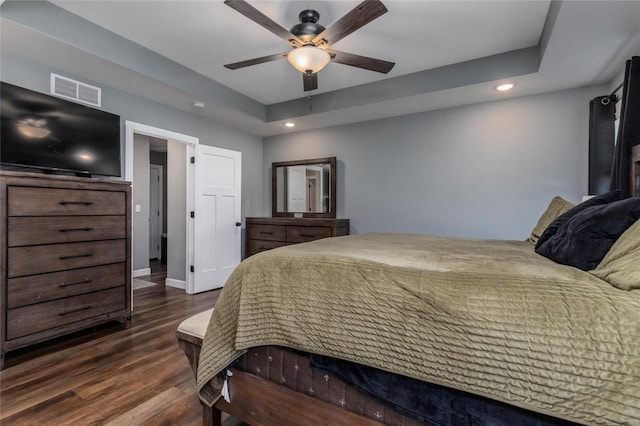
49 0 550 105
2 1 640 136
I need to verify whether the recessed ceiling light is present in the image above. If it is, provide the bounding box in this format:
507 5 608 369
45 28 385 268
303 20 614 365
495 83 515 92
283 122 296 128
192 101 206 108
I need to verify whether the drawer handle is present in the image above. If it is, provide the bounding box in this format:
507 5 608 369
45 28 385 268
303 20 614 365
58 278 93 288
258 231 273 235
58 304 93 316
299 233 316 237
59 200 94 206
59 252 94 260
59 227 95 233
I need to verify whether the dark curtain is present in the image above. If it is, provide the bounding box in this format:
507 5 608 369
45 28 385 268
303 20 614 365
610 56 640 198
588 96 616 195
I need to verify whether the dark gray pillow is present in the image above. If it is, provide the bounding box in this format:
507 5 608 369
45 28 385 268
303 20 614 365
535 190 620 250
535 197 640 271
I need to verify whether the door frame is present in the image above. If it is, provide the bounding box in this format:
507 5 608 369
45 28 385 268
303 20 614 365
125 121 199 303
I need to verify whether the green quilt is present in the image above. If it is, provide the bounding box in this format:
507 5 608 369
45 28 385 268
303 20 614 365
197 233 640 425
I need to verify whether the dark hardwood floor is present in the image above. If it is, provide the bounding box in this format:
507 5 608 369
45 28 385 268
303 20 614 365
147 258 167 283
0 261 245 425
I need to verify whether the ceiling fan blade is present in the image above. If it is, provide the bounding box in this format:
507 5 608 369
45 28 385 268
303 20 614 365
312 0 387 46
303 72 318 91
224 52 288 70
329 50 395 74
224 0 303 46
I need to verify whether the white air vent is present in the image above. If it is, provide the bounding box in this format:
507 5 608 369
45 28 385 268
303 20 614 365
50 73 102 107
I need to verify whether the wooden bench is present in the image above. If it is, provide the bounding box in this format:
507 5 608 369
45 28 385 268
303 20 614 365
175 309 221 426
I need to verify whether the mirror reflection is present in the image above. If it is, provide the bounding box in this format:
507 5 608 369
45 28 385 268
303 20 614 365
272 157 336 217
276 162 332 213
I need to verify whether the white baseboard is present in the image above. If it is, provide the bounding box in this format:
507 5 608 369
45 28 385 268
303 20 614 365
133 268 151 278
165 278 185 289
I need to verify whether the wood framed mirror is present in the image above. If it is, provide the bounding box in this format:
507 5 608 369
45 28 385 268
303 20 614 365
272 157 336 218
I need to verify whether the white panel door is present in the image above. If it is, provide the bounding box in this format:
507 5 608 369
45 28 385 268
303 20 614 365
287 166 306 212
192 145 241 293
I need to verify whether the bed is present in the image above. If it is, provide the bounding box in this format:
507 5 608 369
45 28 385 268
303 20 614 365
192 145 640 426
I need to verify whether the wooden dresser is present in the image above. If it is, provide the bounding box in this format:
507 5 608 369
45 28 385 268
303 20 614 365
245 217 350 258
0 171 131 369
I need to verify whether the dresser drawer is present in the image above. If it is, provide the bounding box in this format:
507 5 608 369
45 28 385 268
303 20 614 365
287 226 332 243
6 287 126 340
7 263 126 309
247 239 286 256
247 225 286 241
8 239 126 278
8 187 125 216
8 216 126 247
244 218 350 259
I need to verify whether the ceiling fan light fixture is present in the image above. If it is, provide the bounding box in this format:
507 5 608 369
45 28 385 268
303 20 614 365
287 46 331 74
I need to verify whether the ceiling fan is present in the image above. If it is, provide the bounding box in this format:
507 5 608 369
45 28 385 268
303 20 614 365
223 0 395 92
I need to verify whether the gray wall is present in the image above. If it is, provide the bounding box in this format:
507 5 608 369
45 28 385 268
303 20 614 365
264 85 605 240
1 49 608 246
1 54 264 222
132 134 150 272
2 53 265 279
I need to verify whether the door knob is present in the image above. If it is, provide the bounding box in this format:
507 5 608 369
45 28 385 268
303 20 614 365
235 222 242 227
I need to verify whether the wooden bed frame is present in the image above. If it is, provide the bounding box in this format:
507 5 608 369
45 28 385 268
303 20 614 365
178 145 640 426
176 332 386 426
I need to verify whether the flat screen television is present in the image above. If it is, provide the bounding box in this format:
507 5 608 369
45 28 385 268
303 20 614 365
1 81 121 177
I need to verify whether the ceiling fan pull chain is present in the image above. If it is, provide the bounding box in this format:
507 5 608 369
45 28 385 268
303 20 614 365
308 91 312 111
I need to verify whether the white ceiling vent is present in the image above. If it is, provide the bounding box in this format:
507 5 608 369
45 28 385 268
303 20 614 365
50 73 102 107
